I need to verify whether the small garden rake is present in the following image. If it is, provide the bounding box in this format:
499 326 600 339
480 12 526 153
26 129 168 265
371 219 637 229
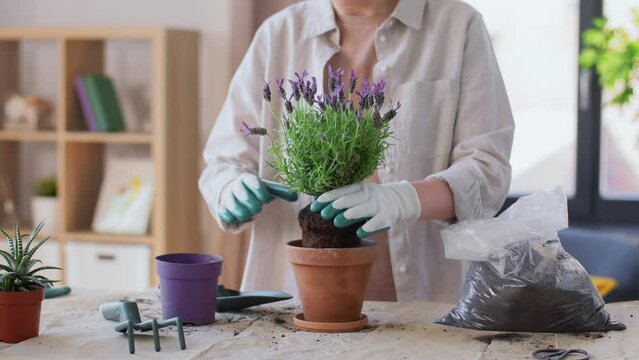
100 300 186 354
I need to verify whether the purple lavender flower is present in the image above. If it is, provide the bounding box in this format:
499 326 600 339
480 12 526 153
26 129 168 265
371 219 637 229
383 101 401 122
303 79 315 105
315 95 326 111
240 121 267 137
275 79 286 100
372 106 382 128
357 79 374 110
373 79 386 107
334 83 345 104
263 81 272 102
328 65 336 93
348 69 358 94
285 94 294 113
295 70 309 83
310 77 317 97
328 65 345 93
289 80 301 101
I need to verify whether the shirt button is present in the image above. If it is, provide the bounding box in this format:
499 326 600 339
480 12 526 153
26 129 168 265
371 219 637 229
381 64 389 73
379 35 387 43
399 265 407 273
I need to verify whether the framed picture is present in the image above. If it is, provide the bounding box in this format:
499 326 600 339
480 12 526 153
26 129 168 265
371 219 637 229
92 157 154 235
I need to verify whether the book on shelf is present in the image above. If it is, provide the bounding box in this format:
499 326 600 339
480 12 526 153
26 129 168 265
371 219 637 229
76 74 125 132
74 76 98 132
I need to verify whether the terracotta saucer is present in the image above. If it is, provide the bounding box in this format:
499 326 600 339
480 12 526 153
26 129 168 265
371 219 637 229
293 313 369 333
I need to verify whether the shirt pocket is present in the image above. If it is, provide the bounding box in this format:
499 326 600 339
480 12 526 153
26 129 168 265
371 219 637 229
392 79 457 159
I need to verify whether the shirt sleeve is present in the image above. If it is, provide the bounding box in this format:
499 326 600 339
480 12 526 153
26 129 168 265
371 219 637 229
427 12 515 222
198 24 269 233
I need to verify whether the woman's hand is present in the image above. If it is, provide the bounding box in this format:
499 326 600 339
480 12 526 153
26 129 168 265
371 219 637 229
218 174 298 224
310 182 421 238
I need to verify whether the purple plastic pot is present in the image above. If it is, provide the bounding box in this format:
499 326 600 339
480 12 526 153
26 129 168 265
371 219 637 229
156 253 223 325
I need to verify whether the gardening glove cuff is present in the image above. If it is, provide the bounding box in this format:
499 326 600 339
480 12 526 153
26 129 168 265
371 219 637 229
310 181 421 238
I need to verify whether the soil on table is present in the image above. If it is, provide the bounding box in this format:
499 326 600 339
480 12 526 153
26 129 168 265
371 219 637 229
298 204 363 248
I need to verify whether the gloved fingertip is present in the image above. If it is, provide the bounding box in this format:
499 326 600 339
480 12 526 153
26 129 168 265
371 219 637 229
333 213 361 228
357 226 390 239
309 200 327 213
219 210 238 224
356 227 371 239
320 204 342 221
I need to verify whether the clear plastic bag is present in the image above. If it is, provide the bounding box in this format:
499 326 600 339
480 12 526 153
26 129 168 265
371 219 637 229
438 187 626 332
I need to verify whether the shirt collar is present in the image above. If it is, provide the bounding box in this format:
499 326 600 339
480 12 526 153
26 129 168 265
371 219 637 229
392 0 428 29
303 0 428 39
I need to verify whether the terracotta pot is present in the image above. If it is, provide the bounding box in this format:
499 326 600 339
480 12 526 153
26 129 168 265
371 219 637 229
0 287 45 343
286 239 378 323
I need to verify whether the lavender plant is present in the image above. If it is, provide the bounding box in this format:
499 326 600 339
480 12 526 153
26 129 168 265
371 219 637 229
243 67 399 196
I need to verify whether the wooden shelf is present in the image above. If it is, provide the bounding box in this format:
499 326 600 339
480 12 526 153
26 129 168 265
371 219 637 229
64 131 152 144
0 27 200 289
66 231 153 245
0 224 58 240
0 130 58 142
0 27 166 40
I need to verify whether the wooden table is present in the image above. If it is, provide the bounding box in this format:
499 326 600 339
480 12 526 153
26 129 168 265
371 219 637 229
0 290 637 359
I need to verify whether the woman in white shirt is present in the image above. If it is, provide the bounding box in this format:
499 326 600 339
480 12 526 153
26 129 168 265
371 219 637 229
199 0 514 302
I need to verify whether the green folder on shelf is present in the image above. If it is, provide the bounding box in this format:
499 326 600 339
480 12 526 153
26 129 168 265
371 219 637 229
82 75 125 132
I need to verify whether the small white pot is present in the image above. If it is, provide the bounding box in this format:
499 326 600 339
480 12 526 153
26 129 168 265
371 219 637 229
31 196 58 234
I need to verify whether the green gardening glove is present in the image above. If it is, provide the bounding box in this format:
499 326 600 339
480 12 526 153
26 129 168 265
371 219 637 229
218 174 298 224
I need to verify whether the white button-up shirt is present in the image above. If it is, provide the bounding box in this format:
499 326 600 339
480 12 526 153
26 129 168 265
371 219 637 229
199 0 514 302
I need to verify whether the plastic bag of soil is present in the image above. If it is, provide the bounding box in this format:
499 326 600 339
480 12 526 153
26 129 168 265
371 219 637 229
438 187 626 332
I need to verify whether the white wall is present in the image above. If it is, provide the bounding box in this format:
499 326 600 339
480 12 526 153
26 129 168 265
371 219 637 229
0 0 255 256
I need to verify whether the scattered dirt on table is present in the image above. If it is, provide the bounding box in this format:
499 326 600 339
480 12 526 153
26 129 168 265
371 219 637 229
580 333 605 339
473 333 531 344
364 325 379 332
378 322 414 331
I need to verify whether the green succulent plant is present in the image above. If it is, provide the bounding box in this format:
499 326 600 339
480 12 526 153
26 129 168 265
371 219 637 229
34 177 57 197
0 221 60 292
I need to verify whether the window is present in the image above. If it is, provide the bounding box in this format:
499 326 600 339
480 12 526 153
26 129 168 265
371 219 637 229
466 0 639 223
599 0 639 200
464 0 580 196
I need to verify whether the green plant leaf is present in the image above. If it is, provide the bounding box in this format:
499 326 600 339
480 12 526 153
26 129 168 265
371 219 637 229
579 49 599 68
26 258 42 272
0 264 12 273
34 177 57 197
15 222 23 262
24 221 45 255
0 226 16 257
26 236 51 260
0 249 15 269
26 266 61 276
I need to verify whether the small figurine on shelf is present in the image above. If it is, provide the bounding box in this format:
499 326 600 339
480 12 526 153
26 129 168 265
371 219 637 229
3 94 54 131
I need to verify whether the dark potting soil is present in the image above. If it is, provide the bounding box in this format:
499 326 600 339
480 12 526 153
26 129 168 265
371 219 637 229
439 239 627 332
298 204 363 248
